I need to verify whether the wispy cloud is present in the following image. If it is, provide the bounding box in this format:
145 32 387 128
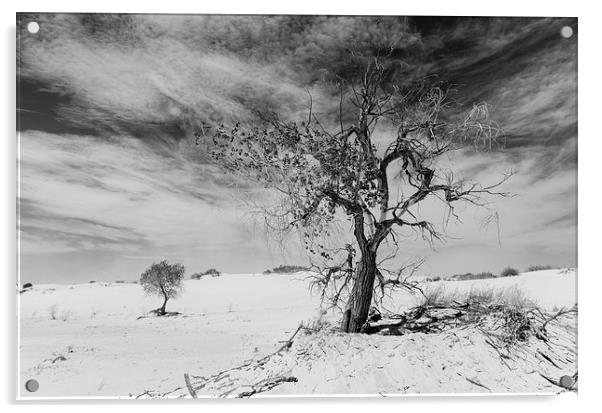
18 131 261 256
16 15 577 282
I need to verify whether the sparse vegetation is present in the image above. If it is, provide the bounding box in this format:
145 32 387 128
191 268 221 279
49 304 58 320
203 268 221 277
367 284 542 345
448 272 496 281
60 310 74 322
140 260 185 316
501 267 519 277
419 285 536 312
49 305 74 322
263 265 308 275
526 264 555 272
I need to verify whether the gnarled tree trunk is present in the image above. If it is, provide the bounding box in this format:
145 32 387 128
341 247 377 333
159 284 168 315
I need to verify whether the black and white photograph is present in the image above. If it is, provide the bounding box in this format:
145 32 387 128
16 12 578 399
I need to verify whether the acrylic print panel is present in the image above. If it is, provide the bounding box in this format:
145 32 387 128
16 14 578 399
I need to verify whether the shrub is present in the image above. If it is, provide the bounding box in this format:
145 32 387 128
140 260 185 316
191 269 221 279
89 280 96 284
203 268 221 277
49 304 58 320
526 264 554 272
448 272 495 281
115 280 125 284
22 282 33 289
264 265 308 274
500 267 519 277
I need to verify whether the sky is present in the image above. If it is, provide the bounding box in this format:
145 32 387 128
16 14 577 283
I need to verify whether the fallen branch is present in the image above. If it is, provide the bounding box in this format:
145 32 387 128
236 375 298 398
541 305 577 331
465 376 491 391
166 323 307 398
184 373 197 398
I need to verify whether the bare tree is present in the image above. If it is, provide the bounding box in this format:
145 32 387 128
203 60 512 333
140 260 185 316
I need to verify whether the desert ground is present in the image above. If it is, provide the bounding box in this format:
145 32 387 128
18 269 577 398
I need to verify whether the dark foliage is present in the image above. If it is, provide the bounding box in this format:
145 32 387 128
203 268 221 277
263 265 309 275
526 265 555 272
449 272 496 281
501 267 519 277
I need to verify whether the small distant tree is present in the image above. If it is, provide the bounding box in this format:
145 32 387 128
140 260 185 315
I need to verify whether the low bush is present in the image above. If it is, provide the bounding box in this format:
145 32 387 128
526 264 555 272
263 265 308 274
420 285 535 310
501 267 519 277
448 272 495 281
191 269 221 279
204 268 221 277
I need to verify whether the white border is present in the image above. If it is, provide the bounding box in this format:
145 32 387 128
4 1 600 412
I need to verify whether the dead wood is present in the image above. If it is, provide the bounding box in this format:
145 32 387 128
464 376 491 391
152 323 307 398
236 376 298 398
184 373 197 398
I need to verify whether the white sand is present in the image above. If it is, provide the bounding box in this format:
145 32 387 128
18 269 577 398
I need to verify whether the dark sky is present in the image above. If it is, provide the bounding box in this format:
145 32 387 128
17 14 577 283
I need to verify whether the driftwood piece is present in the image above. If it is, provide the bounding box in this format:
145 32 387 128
184 373 197 398
465 376 491 392
236 376 298 398
175 323 306 398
